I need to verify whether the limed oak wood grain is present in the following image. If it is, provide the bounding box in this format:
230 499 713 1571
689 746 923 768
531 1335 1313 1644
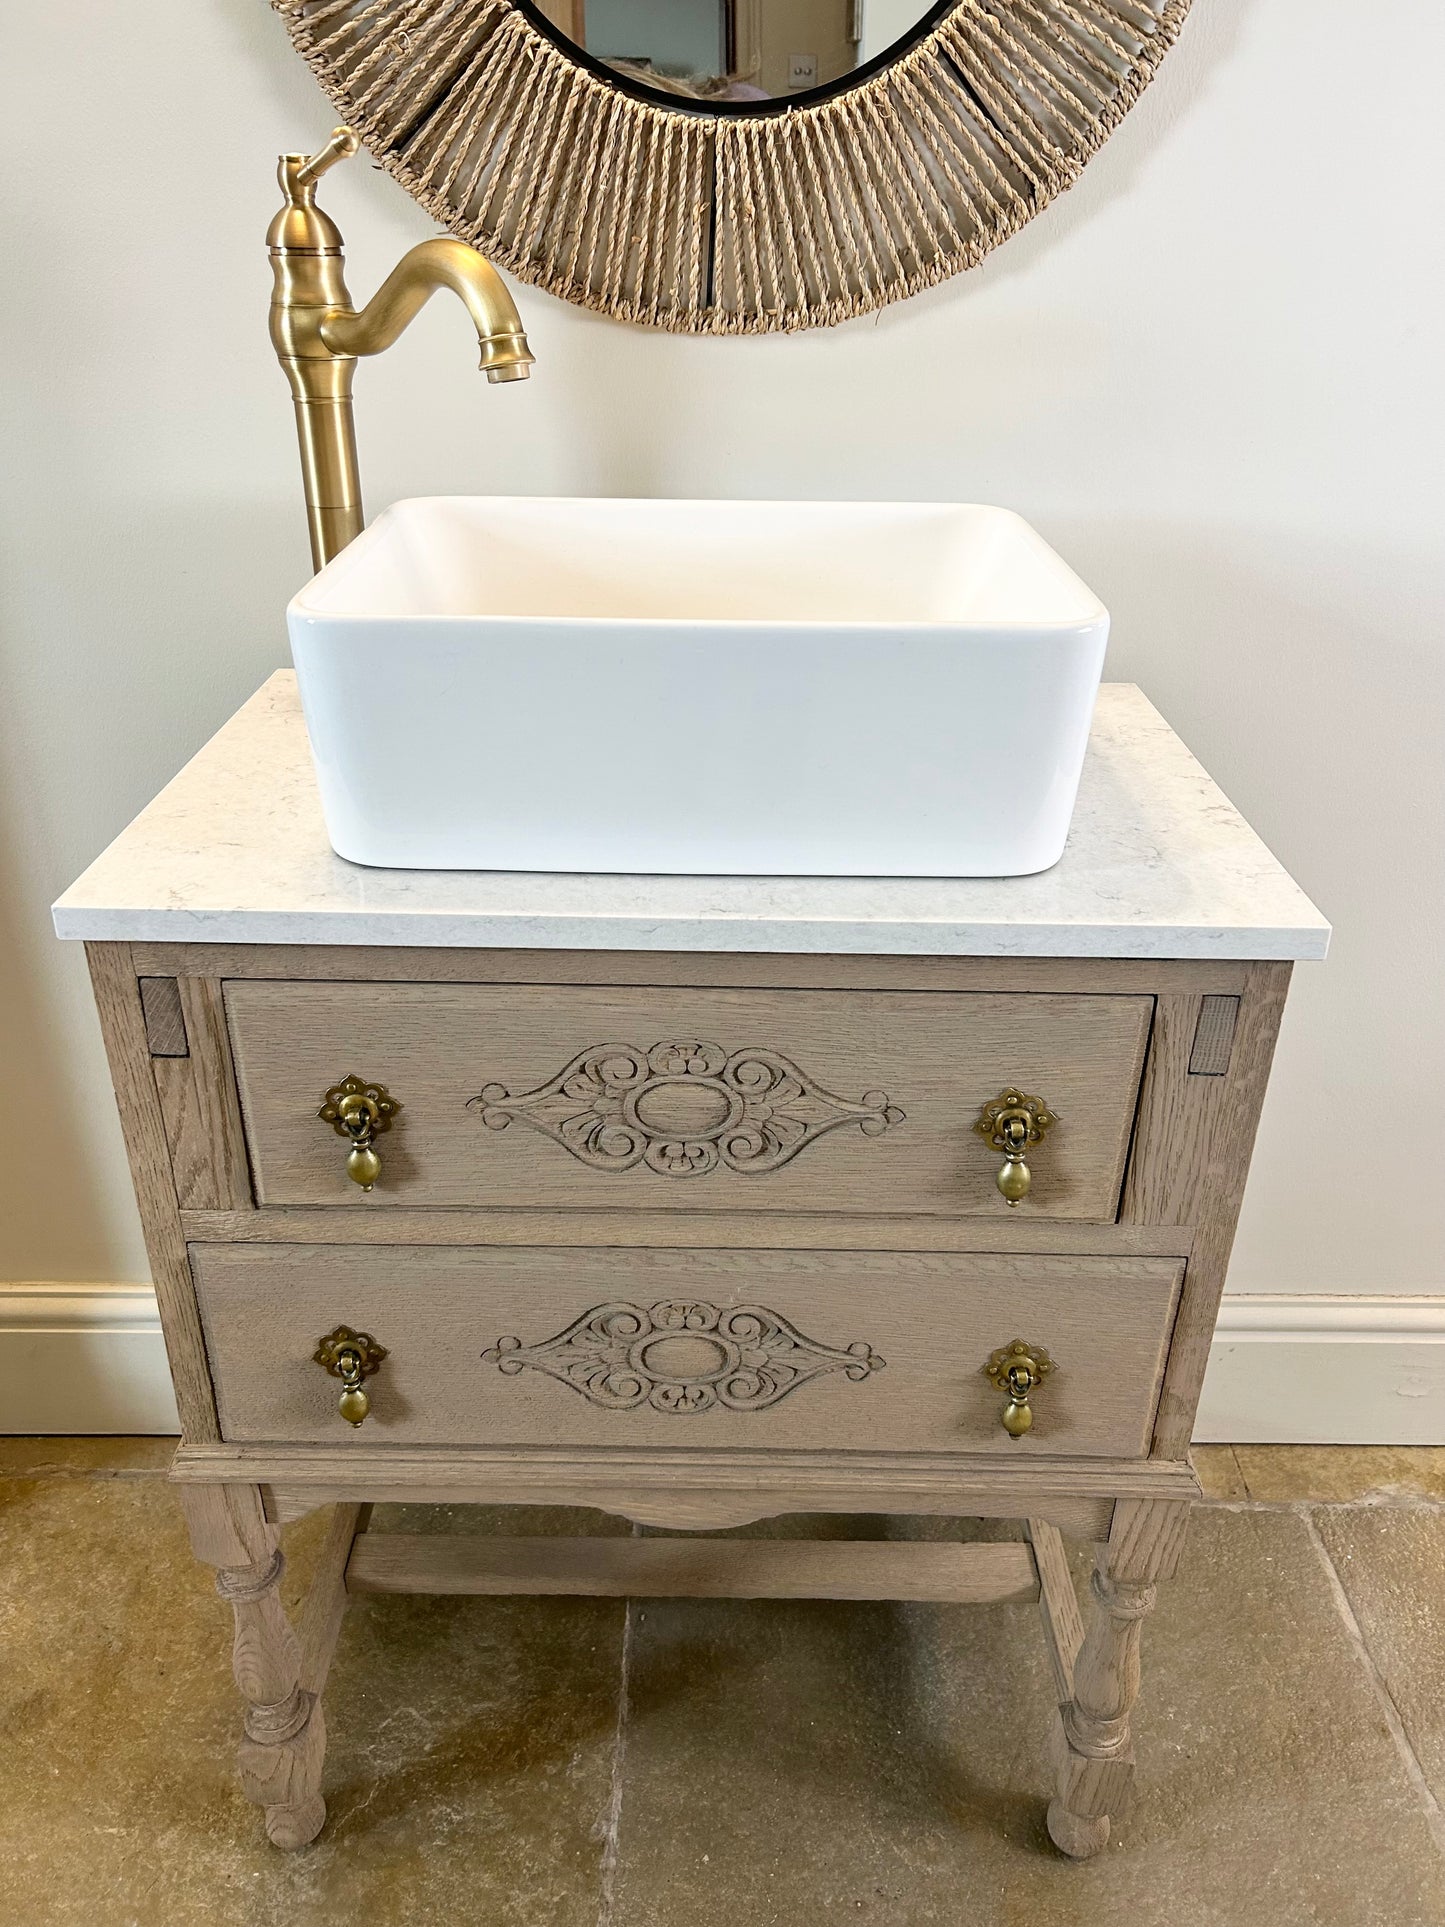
225 982 1151 1220
132 942 1249 996
83 933 1298 1860
346 1532 1041 1604
139 976 188 1056
1187 993 1240 1076
178 1482 326 1849
153 979 253 1211
179 1206 1192 1258
1027 1516 1084 1703
261 1480 1118 1538
1125 964 1291 1454
298 1502 366 1697
190 1243 1182 1458
172 1438 1195 1523
1046 1497 1190 1858
86 943 220 1440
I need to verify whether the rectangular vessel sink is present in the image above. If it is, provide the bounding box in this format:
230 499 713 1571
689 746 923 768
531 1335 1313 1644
287 496 1109 876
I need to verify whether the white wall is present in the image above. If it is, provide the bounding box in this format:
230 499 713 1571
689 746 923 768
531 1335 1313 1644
859 0 932 64
2 6 1441 1339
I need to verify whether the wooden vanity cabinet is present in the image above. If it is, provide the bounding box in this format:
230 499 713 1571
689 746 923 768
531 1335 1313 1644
87 939 1291 1859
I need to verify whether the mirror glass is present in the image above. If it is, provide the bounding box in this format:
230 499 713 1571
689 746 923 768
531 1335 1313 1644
528 1 947 107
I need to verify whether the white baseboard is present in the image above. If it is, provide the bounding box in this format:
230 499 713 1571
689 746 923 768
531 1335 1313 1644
0 1286 179 1435
1196 1294 1445 1445
1 1285 1442 1445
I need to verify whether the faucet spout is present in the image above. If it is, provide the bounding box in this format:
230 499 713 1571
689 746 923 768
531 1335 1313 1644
321 238 534 382
268 128 534 572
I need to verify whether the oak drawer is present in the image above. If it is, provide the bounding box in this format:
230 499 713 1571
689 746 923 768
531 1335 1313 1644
191 1244 1183 1457
225 982 1151 1221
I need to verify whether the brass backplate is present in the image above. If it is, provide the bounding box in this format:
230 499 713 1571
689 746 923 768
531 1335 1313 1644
318 1075 401 1139
973 1088 1058 1152
983 1338 1054 1393
313 1324 388 1380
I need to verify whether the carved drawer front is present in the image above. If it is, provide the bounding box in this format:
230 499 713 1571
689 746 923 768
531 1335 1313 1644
224 982 1151 1220
191 1244 1183 1457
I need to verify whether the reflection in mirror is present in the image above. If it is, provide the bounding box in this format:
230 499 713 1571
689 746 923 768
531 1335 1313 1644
530 1 943 105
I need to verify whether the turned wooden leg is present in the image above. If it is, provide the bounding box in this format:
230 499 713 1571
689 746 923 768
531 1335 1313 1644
179 1484 328 1849
1037 1498 1189 1860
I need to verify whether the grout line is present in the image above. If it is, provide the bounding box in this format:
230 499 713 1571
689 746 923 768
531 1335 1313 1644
0 1464 170 1483
596 1560 637 1927
1302 1508 1445 1858
1235 1446 1259 1503
1222 1444 1248 1495
1198 1493 1445 1514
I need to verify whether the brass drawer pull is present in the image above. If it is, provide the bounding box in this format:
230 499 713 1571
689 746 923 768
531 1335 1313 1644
974 1088 1057 1205
314 1324 388 1425
984 1338 1054 1438
318 1075 401 1191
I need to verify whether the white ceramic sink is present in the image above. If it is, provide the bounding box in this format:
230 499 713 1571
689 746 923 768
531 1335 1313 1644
287 496 1108 876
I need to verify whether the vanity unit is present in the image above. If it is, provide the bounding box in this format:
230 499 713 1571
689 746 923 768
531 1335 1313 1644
55 674 1327 1859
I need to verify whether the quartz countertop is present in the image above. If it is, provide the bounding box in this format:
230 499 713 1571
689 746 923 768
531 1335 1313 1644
53 673 1329 959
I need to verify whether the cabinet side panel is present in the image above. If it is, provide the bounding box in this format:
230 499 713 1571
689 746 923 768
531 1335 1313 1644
85 942 220 1440
1124 962 1292 1453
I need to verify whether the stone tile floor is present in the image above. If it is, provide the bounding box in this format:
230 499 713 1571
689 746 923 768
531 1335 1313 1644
1 1441 1442 1925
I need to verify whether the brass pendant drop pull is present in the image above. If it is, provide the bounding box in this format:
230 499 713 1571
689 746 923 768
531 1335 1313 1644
318 1075 401 1191
314 1325 388 1426
984 1339 1054 1438
973 1089 1057 1205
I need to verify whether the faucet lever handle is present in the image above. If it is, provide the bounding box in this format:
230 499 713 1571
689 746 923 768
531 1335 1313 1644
295 126 360 189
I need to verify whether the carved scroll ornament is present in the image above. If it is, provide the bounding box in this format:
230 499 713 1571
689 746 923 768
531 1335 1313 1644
468 1039 904 1178
483 1300 885 1415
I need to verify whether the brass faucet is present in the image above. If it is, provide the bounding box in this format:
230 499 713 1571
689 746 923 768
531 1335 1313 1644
268 127 534 571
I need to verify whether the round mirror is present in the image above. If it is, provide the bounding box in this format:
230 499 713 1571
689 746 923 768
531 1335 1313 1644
527 1 950 111
282 1 1194 334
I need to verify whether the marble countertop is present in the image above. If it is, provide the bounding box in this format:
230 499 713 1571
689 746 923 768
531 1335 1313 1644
53 674 1328 959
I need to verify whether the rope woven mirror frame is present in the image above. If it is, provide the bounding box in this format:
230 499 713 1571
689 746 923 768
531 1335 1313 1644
275 0 1193 334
